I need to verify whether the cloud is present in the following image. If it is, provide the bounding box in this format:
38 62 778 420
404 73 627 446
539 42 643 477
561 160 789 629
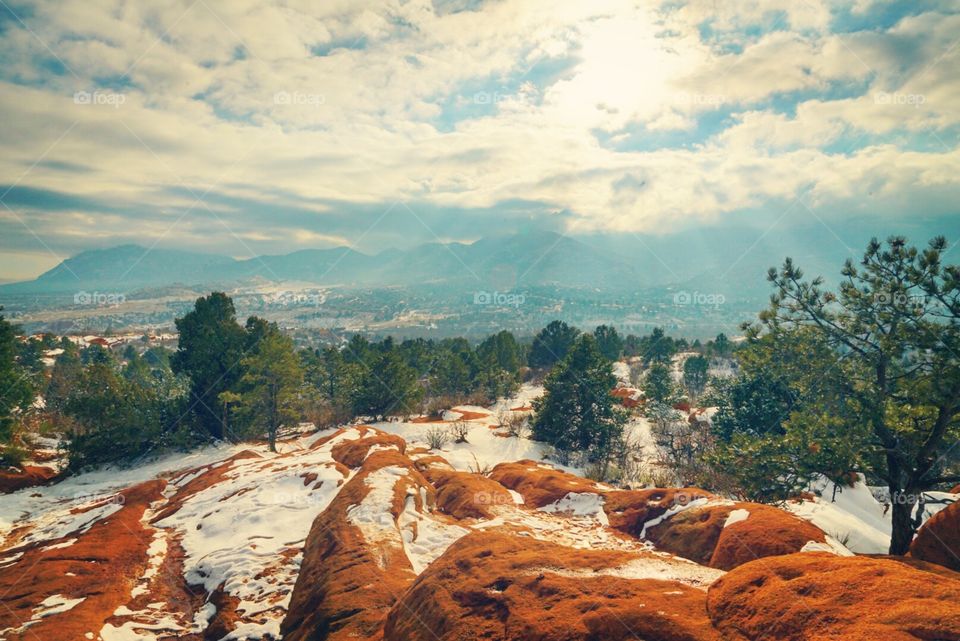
0 0 957 277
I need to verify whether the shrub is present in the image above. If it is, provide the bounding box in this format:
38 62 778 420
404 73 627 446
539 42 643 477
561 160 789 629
450 420 470 443
425 425 450 450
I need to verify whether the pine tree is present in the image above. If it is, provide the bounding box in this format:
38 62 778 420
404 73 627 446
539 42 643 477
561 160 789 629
532 335 628 469
237 323 302 452
593 325 624 361
643 362 675 404
529 320 580 368
0 310 32 444
172 293 246 439
682 355 709 399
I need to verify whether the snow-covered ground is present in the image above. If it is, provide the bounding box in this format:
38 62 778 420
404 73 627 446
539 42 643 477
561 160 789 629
786 475 955 554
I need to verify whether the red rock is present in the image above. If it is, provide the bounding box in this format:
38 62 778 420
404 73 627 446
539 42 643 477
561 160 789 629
604 487 715 538
330 429 406 468
383 531 721 641
421 467 513 519
910 499 960 572
488 460 602 507
281 449 433 641
0 464 58 493
707 552 960 641
646 502 830 570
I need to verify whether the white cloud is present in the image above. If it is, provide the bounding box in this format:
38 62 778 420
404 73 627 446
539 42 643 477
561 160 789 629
0 0 956 260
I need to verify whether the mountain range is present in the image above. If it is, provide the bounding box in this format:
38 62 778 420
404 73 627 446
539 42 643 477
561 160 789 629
3 217 958 301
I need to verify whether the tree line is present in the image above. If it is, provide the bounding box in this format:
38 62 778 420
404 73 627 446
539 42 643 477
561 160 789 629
1 292 706 470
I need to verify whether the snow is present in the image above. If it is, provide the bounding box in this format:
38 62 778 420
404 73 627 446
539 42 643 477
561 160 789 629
801 537 854 556
1 594 86 635
0 441 244 546
153 430 360 639
7 383 935 640
639 498 711 539
33 594 85 618
723 508 750 528
398 494 469 574
540 493 610 526
533 553 724 589
372 384 583 476
612 361 631 384
785 475 954 554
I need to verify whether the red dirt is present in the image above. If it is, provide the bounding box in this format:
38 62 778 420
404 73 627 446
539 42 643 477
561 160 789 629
281 449 432 641
0 479 166 641
331 430 407 468
611 387 644 408
646 502 828 570
951 484 960 494
0 464 59 494
910 499 960 572
510 405 533 412
708 552 960 641
383 530 721 641
455 410 491 421
489 460 602 507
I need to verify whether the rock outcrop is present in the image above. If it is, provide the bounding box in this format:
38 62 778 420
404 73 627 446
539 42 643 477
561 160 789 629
910 499 960 572
281 449 436 641
0 464 58 494
383 530 723 641
646 502 832 570
707 552 960 640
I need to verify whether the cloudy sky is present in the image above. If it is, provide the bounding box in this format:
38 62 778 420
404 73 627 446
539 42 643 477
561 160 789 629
0 0 958 280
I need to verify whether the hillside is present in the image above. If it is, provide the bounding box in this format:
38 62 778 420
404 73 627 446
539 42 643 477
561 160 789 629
1 385 957 641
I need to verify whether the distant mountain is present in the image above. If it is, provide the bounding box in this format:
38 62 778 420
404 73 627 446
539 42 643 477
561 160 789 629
0 245 238 294
3 219 958 298
0 232 644 294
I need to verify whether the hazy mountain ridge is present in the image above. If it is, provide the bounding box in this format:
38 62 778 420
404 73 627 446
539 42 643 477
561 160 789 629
3 219 958 299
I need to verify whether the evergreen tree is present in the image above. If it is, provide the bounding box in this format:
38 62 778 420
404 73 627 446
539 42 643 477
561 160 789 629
682 354 709 399
46 343 82 420
532 335 628 470
643 362 675 404
593 325 624 361
0 310 33 444
712 333 731 357
643 327 676 365
751 236 960 554
529 320 580 368
477 330 524 373
172 293 246 439
351 348 422 418
237 323 303 452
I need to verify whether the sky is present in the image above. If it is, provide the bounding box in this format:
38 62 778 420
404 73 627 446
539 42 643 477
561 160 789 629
0 0 958 280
